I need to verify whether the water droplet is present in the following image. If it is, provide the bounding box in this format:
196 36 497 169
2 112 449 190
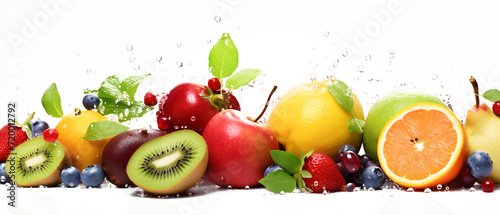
176 61 183 68
445 186 450 191
156 55 163 62
220 176 224 181
224 39 231 45
245 185 250 190
358 65 365 73
190 116 196 121
461 187 465 192
126 44 133 51
323 31 329 37
436 184 443 190
280 191 285 195
133 65 140 70
57 151 61 156
39 185 45 188
227 185 232 189
390 50 395 55
432 74 438 80
214 16 221 23
353 187 360 192
125 184 129 188
332 59 339 68
177 43 182 48
86 69 92 74
0 176 5 182
129 57 136 63
176 194 180 198
342 50 349 57
368 187 375 191
76 155 80 159
313 181 319 186
365 54 371 61
322 190 328 195
424 188 432 193
469 187 475 192
188 192 192 197
407 188 414 192
206 38 212 44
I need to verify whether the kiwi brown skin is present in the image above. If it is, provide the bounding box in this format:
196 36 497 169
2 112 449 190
102 129 167 187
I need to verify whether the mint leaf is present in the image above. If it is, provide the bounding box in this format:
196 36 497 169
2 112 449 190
42 83 64 118
99 75 123 100
99 98 153 123
121 73 151 100
82 120 129 140
270 150 301 175
258 170 296 194
327 80 354 115
226 68 261 90
348 118 365 133
483 89 500 102
209 33 239 79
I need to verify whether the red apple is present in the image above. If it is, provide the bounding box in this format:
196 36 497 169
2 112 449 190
202 109 279 188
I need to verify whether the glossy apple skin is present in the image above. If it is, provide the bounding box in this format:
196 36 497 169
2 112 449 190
156 83 240 134
202 109 279 188
102 129 167 187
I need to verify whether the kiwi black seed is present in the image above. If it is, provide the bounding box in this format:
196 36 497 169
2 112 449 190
6 137 71 187
127 130 208 195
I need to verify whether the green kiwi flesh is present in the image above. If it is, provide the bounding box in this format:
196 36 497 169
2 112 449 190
126 130 208 195
6 137 71 187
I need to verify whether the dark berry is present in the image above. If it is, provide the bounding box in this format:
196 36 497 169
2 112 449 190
481 179 495 193
348 168 364 187
335 152 343 163
82 94 100 110
457 166 476 187
337 162 349 179
358 154 372 166
32 120 49 138
345 183 356 192
467 150 493 178
341 151 362 173
264 164 283 177
208 78 221 92
144 92 158 106
493 102 500 116
81 165 105 187
338 144 356 154
43 128 58 142
0 163 12 184
364 161 381 168
362 166 386 189
61 166 80 187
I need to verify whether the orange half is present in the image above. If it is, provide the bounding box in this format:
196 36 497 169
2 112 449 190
377 102 467 189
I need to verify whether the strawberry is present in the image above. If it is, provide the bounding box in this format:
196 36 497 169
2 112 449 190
303 153 346 193
0 125 28 162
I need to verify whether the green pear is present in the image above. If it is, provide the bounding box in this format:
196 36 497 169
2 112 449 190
464 76 500 183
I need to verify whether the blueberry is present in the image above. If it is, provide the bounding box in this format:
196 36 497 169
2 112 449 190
338 144 357 154
32 120 50 138
61 166 81 187
364 161 380 168
467 150 493 179
358 154 372 166
348 166 364 187
336 162 349 179
81 165 105 187
345 183 356 192
0 163 12 184
82 94 100 110
362 166 385 189
264 164 283 177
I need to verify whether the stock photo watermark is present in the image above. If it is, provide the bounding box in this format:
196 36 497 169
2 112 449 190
6 102 18 207
7 0 71 53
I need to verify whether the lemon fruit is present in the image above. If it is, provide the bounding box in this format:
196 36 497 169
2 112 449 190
363 90 446 161
267 79 364 158
55 109 112 171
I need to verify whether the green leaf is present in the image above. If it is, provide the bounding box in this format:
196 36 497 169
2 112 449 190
99 76 123 100
98 98 153 123
258 170 296 194
301 170 312 178
208 33 239 79
348 118 365 133
41 83 64 118
121 73 151 100
270 150 301 175
327 80 354 115
483 89 500 102
82 120 129 140
225 68 261 90
300 150 314 167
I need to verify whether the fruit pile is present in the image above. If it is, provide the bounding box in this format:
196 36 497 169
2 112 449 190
2 33 500 196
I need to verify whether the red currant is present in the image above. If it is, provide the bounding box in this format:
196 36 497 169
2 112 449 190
144 92 158 106
208 77 221 92
481 179 495 193
493 102 500 116
43 128 58 142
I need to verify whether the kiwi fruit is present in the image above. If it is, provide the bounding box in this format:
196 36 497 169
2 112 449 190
102 129 167 187
126 130 208 195
6 137 71 187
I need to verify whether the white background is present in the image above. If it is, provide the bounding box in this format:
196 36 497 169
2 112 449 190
1 0 500 214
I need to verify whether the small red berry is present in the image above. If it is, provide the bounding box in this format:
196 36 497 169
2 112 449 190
144 92 158 106
493 102 500 116
208 78 221 92
481 179 495 193
43 128 58 142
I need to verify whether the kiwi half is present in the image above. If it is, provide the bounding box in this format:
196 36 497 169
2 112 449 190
6 137 71 187
126 130 208 195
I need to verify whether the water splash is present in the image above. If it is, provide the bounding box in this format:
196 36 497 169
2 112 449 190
126 44 133 51
177 61 183 68
214 16 221 23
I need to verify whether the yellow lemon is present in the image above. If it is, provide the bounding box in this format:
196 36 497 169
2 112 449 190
55 109 112 171
267 79 364 158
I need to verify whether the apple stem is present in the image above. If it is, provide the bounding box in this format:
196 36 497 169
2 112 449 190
253 85 278 123
470 76 480 108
